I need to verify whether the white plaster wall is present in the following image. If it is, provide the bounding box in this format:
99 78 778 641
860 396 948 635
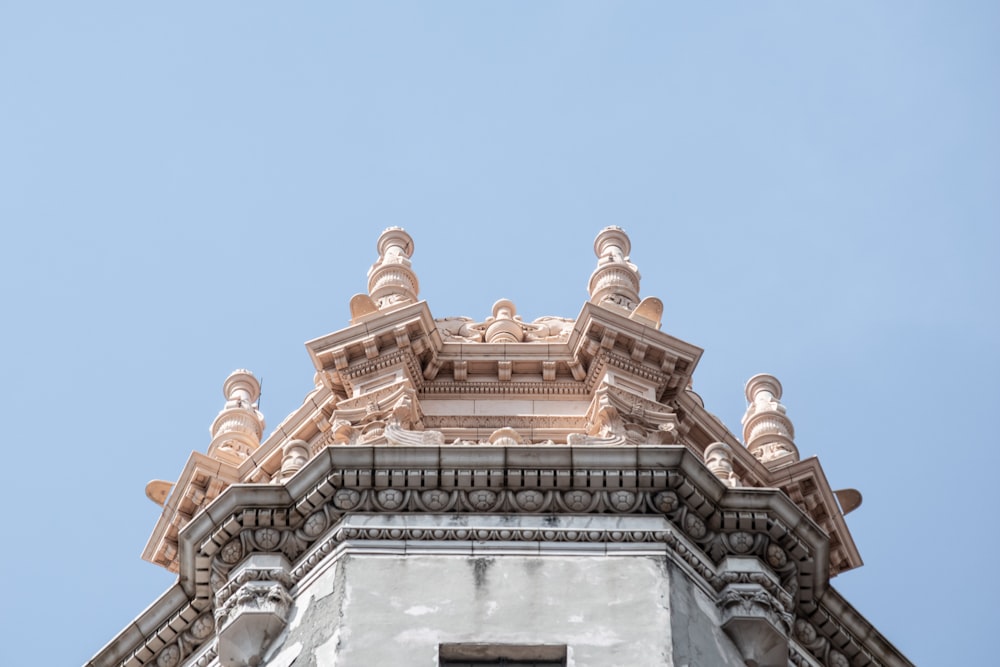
273 552 745 667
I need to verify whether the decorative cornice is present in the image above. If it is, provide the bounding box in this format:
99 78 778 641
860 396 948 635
572 302 702 401
420 381 588 396
305 301 440 395
141 452 240 572
421 414 585 431
91 444 908 667
672 389 863 576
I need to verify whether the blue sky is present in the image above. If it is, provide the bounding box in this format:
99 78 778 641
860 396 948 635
2 3 997 665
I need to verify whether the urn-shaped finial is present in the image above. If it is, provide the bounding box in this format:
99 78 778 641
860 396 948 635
367 227 419 310
741 373 799 468
588 226 641 312
208 369 266 466
704 442 739 487
484 298 524 343
279 439 310 482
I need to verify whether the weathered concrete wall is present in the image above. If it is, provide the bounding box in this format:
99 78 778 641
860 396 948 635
265 552 745 667
665 559 749 667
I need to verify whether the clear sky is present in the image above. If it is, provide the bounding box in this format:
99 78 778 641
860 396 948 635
2 3 997 665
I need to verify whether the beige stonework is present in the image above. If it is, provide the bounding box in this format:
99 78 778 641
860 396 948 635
91 228 910 667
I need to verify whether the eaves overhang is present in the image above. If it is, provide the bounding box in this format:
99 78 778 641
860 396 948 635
673 389 864 576
90 443 909 667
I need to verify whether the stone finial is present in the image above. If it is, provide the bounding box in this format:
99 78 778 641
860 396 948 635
485 298 523 343
488 427 524 446
741 374 799 468
704 442 739 487
208 370 266 466
588 226 641 312
367 227 419 310
279 439 310 482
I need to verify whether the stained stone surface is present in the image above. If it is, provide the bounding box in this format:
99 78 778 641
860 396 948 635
272 553 745 666
667 559 749 667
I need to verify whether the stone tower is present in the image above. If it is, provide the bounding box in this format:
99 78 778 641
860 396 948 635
88 228 912 667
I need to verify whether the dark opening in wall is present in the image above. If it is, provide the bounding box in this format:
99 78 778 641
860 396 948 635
439 643 567 666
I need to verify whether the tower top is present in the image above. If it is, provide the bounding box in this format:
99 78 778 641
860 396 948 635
96 226 914 667
142 227 860 585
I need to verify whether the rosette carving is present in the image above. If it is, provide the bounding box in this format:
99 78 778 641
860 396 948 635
193 467 812 667
147 611 216 667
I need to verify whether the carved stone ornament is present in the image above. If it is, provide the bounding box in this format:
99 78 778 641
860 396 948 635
583 382 680 445
214 554 294 667
109 438 907 667
279 439 309 481
385 422 445 446
742 373 799 468
148 612 216 667
367 227 419 310
434 299 575 344
588 226 642 312
716 557 794 667
108 228 907 667
705 442 739 488
313 382 434 448
207 370 265 466
194 453 808 616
